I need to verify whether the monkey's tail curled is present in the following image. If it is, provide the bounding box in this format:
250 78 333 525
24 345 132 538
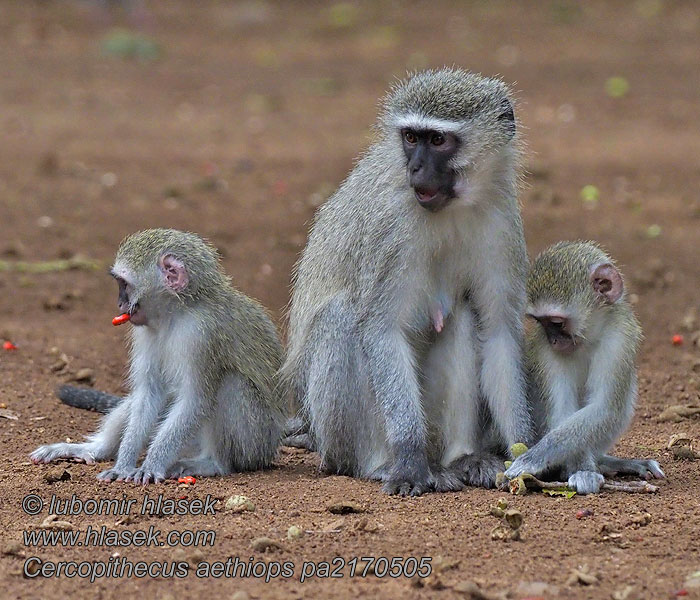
56 385 122 414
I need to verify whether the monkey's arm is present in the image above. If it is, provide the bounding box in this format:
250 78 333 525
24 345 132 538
97 376 166 482
506 332 632 479
361 322 430 496
129 376 207 485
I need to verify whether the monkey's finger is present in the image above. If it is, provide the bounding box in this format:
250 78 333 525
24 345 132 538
647 461 665 479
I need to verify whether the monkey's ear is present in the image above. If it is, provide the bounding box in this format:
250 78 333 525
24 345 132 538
590 263 623 304
158 253 189 293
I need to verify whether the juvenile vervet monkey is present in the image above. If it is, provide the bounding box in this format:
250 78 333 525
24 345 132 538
282 68 532 496
31 229 285 483
505 241 665 494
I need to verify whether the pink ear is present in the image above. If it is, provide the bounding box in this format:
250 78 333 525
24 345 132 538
590 263 623 304
158 254 189 292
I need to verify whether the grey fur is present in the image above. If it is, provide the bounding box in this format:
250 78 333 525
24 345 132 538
505 241 665 494
31 229 285 482
282 69 532 495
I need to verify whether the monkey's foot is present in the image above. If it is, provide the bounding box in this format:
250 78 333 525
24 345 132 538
449 453 505 488
430 467 464 493
126 466 166 485
167 458 224 478
381 477 432 497
381 460 436 497
97 467 137 482
567 470 604 495
30 443 97 465
599 457 665 480
281 433 316 450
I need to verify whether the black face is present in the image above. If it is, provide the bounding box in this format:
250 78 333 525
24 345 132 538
111 272 146 325
533 316 576 354
401 128 459 212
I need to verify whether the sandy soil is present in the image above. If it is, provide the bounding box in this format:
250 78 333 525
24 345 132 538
0 1 698 599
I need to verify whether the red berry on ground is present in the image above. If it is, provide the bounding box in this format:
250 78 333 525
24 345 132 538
3 341 17 351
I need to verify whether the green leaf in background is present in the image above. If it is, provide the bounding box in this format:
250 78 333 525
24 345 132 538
605 76 630 98
101 29 161 62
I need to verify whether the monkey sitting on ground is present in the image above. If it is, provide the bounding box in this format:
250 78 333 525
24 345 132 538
31 229 285 483
282 68 532 496
504 241 665 494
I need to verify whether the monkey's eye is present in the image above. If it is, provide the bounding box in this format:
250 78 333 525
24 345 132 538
430 133 445 146
403 130 417 144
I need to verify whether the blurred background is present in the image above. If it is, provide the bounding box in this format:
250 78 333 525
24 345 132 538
0 0 698 393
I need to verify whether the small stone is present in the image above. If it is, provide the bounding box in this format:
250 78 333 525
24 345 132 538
171 548 186 562
504 508 523 530
231 593 250 600
566 565 598 586
250 537 284 552
3 542 24 557
327 500 364 514
189 549 205 565
322 517 345 533
224 495 255 512
628 512 652 527
40 514 73 530
72 368 95 385
287 525 303 540
43 467 71 483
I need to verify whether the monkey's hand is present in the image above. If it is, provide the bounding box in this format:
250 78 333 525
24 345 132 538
504 450 547 480
30 443 97 465
567 471 604 495
126 464 166 485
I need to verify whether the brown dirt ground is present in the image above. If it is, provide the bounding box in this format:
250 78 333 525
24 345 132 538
0 1 699 599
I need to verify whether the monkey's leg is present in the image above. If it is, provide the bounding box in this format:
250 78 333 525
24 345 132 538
304 295 387 483
211 373 282 473
30 398 130 465
598 455 665 480
423 303 489 490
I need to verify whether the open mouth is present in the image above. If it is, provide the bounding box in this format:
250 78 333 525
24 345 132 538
414 188 449 212
128 303 146 326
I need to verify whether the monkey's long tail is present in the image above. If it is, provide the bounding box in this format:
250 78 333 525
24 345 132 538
56 385 122 414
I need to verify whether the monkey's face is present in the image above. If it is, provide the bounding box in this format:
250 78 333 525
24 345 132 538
529 314 579 355
111 271 147 326
401 128 459 212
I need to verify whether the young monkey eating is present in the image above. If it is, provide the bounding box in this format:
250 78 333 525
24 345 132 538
31 229 285 483
505 241 665 494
